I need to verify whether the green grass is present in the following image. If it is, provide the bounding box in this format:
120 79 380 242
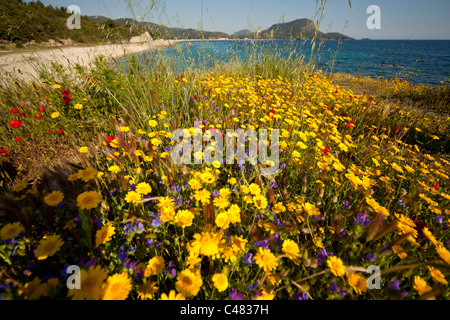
0 1 449 301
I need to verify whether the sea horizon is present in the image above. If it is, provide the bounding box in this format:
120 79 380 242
127 39 450 85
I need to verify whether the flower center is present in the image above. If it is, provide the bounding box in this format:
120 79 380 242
44 241 56 252
183 276 193 286
111 283 121 293
83 277 97 291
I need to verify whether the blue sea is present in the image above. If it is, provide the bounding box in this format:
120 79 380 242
126 40 450 85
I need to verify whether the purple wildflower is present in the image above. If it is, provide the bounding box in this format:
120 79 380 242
338 290 347 296
169 268 177 277
435 215 443 224
328 282 338 293
400 290 409 297
317 248 332 267
293 292 308 300
353 212 371 226
123 223 135 235
252 291 263 299
243 252 254 265
109 188 119 197
247 283 259 290
381 241 391 253
118 246 127 262
152 218 161 228
84 257 96 268
60 264 70 277
128 260 139 270
95 218 103 229
254 239 269 249
271 233 280 245
135 221 145 232
230 288 245 300
342 200 350 209
212 190 220 198
388 279 400 291
363 253 375 263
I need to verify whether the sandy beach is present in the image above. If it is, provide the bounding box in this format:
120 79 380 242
0 38 174 83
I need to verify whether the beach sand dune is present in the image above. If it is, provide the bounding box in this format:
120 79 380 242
0 39 173 83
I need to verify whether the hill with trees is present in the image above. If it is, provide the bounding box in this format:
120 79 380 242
90 16 229 40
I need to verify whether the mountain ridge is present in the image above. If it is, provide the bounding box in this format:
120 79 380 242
88 16 354 41
232 18 354 40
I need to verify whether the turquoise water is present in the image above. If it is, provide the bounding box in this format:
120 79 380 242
124 40 450 85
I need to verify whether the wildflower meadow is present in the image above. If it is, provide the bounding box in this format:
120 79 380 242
0 40 449 302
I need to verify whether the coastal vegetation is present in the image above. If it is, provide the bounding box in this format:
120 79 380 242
0 0 448 301
0 0 143 47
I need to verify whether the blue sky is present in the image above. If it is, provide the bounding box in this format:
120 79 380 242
27 0 450 39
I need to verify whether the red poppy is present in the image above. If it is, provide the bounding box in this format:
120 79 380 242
15 138 22 142
9 108 18 113
62 89 70 97
56 129 64 134
35 114 43 119
9 120 22 128
19 113 26 117
62 96 72 104
334 90 338 94
346 124 351 129
267 110 276 117
193 95 197 100
324 145 331 153
350 119 355 124
0 150 9 156
107 135 116 142
433 183 440 189
39 107 45 112
414 221 428 239
341 112 347 116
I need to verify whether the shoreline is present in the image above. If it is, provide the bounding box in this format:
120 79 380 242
0 39 174 83
1 39 448 86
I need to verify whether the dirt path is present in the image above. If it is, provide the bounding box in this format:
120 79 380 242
0 39 174 83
